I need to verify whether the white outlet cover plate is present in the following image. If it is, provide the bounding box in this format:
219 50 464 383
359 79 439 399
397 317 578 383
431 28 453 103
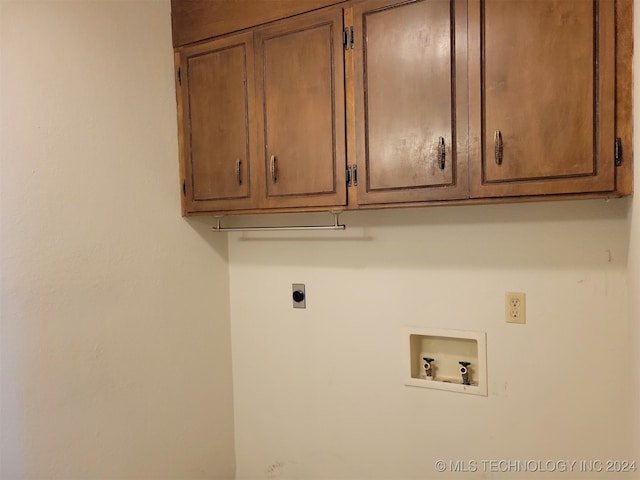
505 292 526 324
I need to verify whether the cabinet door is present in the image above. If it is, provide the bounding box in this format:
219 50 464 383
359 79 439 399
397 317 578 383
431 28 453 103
352 0 469 205
255 7 347 209
469 0 616 198
177 32 258 214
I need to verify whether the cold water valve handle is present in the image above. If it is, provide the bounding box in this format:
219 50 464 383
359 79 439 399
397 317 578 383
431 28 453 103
459 361 471 385
422 357 435 378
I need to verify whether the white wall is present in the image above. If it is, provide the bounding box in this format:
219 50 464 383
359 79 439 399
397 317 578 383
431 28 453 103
0 2 235 479
630 0 640 462
228 199 633 479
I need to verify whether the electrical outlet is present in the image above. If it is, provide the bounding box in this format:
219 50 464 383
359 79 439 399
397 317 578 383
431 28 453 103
292 283 306 308
505 292 526 324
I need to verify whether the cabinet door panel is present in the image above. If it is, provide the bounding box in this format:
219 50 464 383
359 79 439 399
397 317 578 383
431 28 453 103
179 32 258 213
256 8 347 208
353 0 468 205
469 0 615 197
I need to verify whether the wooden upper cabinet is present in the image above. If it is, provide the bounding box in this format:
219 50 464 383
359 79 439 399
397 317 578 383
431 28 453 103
172 0 630 215
469 0 617 198
177 32 259 214
352 0 469 205
255 8 347 209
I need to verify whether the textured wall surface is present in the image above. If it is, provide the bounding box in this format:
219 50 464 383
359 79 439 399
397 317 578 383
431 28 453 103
228 201 633 480
0 2 235 478
630 0 640 462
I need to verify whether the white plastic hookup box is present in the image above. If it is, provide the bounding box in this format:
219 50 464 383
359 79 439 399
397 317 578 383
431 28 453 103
404 327 487 396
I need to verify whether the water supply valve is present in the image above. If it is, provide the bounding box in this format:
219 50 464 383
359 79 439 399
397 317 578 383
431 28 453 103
422 357 435 380
459 361 471 385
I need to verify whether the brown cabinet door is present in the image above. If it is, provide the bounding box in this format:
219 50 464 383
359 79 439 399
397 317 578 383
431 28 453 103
469 0 616 198
255 7 347 209
352 0 469 205
178 32 258 213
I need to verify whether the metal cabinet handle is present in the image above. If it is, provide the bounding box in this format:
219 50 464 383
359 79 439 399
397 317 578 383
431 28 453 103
494 130 503 165
270 155 277 183
346 164 358 187
437 137 446 170
235 159 242 185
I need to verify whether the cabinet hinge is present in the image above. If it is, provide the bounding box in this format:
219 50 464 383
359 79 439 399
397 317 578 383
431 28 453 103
177 67 181 86
182 180 186 196
614 138 622 166
343 26 354 50
346 165 358 187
